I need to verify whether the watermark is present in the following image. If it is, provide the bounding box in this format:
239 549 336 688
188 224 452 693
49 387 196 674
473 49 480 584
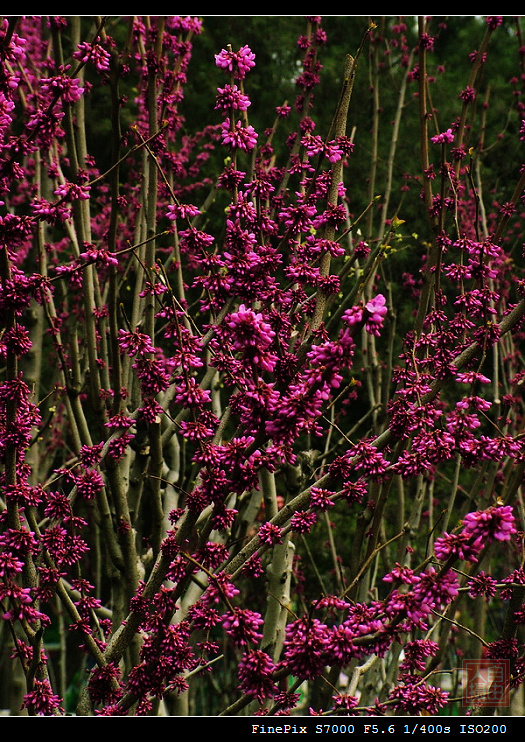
462 659 510 707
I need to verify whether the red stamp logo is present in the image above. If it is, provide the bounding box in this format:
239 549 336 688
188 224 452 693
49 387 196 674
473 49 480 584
462 659 510 707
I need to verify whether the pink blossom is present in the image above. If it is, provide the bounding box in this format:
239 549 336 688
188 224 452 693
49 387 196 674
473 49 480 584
215 84 251 111
434 532 481 563
276 104 291 117
41 73 85 103
74 467 104 499
389 678 449 715
309 487 335 510
462 505 517 545
460 85 476 102
54 181 90 201
79 243 118 267
0 550 24 577
455 370 491 384
166 202 201 220
342 305 363 328
419 32 434 51
215 44 255 79
220 118 258 151
467 571 498 601
282 617 330 680
486 16 503 30
364 294 388 336
226 303 277 371
73 41 111 71
118 329 156 357
431 128 454 144
173 375 211 408
238 649 277 702
258 521 283 545
222 607 264 646
290 510 317 533
21 679 64 716
400 640 440 672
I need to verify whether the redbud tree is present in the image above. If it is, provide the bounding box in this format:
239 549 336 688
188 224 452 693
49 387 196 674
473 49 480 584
0 15 525 717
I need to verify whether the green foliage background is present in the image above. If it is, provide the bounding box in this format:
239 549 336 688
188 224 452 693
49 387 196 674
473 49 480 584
80 15 524 258
179 16 523 237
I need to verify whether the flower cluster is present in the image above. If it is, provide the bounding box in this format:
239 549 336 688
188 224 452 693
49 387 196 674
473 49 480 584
435 505 517 565
430 128 455 144
215 45 258 151
73 40 112 71
342 294 388 337
215 45 256 79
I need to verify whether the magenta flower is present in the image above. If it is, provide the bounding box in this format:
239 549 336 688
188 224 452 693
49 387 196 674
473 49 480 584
342 304 363 328
54 181 90 202
238 649 277 702
455 370 491 384
389 679 449 715
460 85 476 102
166 202 201 220
74 467 104 500
118 329 156 357
343 440 389 479
225 303 277 371
434 532 481 563
290 510 317 534
486 16 503 29
258 521 283 545
21 678 64 716
461 505 517 545
383 563 418 585
215 44 255 79
302 132 325 158
467 571 498 601
215 84 251 111
87 663 123 705
31 196 70 224
73 41 111 71
282 616 330 680
400 640 440 673
1 325 33 356
105 412 135 430
133 357 172 397
0 90 15 132
309 487 335 511
419 32 435 51
41 73 85 103
79 243 118 267
276 103 291 117
485 638 519 659
341 294 388 338
431 128 454 144
222 607 264 646
331 693 359 715
0 550 24 577
279 200 317 233
220 118 258 151
364 294 388 336
314 595 352 612
3 13 525 719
